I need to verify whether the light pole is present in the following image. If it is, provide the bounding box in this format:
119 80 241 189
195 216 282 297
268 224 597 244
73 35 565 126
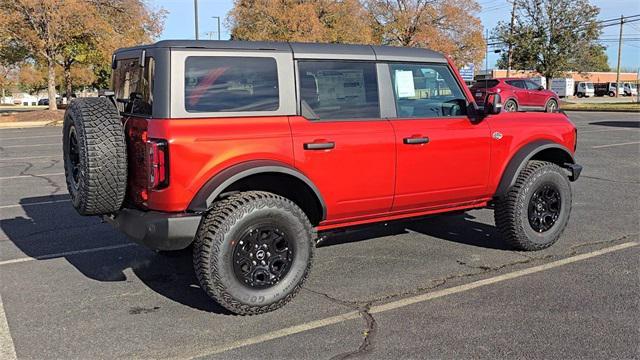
194 0 199 40
212 16 221 40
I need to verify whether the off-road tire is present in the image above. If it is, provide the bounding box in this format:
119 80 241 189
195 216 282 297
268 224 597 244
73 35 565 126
504 99 518 112
193 191 315 315
544 99 558 113
494 160 572 251
62 97 127 215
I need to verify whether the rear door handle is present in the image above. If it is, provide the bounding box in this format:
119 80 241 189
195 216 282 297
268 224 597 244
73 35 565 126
304 141 335 150
403 137 430 145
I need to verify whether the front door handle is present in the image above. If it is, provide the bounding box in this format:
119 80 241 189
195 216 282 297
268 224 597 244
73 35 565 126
304 141 335 150
403 136 430 145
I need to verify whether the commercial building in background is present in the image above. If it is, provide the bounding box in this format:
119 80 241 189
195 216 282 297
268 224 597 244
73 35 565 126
476 69 639 83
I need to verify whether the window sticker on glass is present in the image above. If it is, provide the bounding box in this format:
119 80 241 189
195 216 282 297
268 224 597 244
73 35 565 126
395 70 416 98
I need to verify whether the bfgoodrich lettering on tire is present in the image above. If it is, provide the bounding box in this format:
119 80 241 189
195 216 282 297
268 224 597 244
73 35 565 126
62 97 127 215
494 160 572 251
193 191 316 315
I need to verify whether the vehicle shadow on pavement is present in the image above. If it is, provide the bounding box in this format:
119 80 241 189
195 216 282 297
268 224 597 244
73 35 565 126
588 121 640 128
318 212 511 251
3 195 507 314
1 194 233 315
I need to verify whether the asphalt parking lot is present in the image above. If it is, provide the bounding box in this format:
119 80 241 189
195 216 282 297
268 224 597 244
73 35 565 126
0 111 638 359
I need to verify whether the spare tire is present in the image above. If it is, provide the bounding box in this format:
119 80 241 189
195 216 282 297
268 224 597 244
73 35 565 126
62 97 127 215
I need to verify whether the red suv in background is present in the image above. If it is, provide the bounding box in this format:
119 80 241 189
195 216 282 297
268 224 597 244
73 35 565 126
471 78 560 113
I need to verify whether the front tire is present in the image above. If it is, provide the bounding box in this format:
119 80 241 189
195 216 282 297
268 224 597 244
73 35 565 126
494 161 572 251
193 191 315 315
545 99 558 113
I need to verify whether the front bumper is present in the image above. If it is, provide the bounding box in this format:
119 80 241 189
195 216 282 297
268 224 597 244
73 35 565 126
103 209 201 250
564 163 583 181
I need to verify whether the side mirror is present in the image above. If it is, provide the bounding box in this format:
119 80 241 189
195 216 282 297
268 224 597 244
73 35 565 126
485 93 502 115
538 85 544 91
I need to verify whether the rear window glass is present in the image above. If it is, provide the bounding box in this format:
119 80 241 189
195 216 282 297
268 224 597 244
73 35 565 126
184 56 279 113
298 61 380 120
113 57 154 116
474 80 499 88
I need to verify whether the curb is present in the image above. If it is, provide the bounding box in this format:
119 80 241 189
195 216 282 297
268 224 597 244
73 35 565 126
0 121 61 129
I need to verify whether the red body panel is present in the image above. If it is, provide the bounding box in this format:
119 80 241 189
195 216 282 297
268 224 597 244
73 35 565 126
288 116 396 221
390 117 491 211
142 116 294 212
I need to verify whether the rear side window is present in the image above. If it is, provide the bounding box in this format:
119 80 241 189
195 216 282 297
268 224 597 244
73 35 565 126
113 57 154 116
184 57 279 112
389 63 466 118
474 80 499 88
298 61 379 120
525 80 541 90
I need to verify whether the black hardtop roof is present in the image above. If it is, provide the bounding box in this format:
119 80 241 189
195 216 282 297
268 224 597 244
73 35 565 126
115 40 448 63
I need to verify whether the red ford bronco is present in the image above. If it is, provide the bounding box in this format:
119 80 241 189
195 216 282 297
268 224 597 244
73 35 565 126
62 40 581 315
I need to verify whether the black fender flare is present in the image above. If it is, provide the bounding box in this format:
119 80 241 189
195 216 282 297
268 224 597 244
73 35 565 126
187 160 327 221
495 141 576 198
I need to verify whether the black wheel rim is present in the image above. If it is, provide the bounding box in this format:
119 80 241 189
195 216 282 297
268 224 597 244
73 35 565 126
67 126 80 188
528 183 561 233
233 225 294 289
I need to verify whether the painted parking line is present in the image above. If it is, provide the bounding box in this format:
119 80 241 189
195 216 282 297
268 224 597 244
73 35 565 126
579 128 640 134
0 243 137 266
0 155 61 161
0 143 59 149
185 241 638 358
0 135 60 141
0 172 64 180
0 294 17 360
592 141 640 149
0 199 69 210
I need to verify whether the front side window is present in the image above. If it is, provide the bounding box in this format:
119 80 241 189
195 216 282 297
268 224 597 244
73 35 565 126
506 80 526 89
113 57 154 116
525 80 541 90
185 56 279 113
389 63 466 118
298 61 379 120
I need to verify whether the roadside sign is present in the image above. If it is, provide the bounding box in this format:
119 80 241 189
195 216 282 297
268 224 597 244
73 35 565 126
459 64 475 82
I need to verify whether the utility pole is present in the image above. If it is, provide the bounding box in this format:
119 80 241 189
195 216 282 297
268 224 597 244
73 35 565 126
194 0 199 40
485 29 490 80
615 14 623 97
507 0 517 77
212 16 221 40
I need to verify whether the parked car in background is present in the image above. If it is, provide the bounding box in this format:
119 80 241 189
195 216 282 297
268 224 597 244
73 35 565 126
470 78 560 112
574 81 594 98
594 82 623 97
623 82 637 96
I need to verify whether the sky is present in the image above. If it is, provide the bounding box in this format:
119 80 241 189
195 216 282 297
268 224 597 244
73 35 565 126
155 0 640 71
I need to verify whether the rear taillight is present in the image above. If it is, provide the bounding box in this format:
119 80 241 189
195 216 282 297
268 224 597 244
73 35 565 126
146 139 169 190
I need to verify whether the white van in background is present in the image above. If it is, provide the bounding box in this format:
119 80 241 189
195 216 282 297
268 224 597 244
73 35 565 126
623 82 637 96
574 81 594 98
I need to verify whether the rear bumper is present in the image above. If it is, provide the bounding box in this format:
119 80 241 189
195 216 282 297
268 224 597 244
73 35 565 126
103 209 201 250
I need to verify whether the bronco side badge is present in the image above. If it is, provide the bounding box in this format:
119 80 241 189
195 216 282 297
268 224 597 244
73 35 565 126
492 131 503 140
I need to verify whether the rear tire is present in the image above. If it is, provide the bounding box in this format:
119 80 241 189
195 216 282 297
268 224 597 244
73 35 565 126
504 99 518 112
494 161 572 251
193 191 315 315
62 98 127 215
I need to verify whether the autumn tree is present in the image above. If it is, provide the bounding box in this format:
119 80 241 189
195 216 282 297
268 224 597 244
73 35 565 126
0 0 165 110
229 0 374 44
366 0 485 66
493 0 604 87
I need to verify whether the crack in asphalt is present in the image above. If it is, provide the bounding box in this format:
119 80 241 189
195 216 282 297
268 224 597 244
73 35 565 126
304 232 637 359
